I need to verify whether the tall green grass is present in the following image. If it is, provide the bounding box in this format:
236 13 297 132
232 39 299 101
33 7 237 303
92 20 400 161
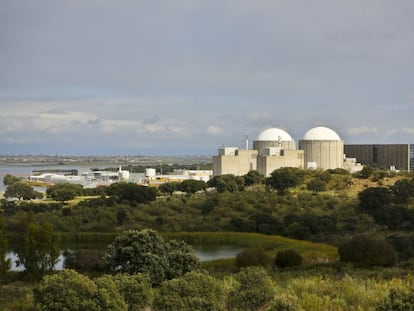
162 231 338 263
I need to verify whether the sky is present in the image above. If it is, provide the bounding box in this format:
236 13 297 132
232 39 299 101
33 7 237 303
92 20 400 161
1 0 414 156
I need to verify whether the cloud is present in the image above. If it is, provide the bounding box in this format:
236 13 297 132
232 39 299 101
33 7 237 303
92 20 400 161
347 127 379 136
207 125 224 136
385 128 414 137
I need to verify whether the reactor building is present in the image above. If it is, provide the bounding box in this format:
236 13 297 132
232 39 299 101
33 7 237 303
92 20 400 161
212 125 414 177
299 126 344 170
213 126 351 177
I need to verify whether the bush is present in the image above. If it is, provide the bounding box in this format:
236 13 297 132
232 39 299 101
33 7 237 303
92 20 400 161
227 266 275 311
338 235 398 267
377 288 414 311
153 271 225 311
275 249 303 268
112 273 153 311
104 229 200 285
34 269 101 311
64 249 106 272
235 248 271 268
95 275 128 311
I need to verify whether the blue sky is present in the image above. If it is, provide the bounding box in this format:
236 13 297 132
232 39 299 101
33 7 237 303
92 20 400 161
1 0 414 155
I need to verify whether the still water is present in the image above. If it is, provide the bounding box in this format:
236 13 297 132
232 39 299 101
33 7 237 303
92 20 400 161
6 244 243 271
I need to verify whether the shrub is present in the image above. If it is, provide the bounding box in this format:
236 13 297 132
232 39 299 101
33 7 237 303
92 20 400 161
104 229 200 285
377 288 414 311
275 249 303 268
153 271 225 311
112 273 153 311
235 248 271 268
95 275 128 311
338 235 398 267
227 266 275 311
34 269 101 311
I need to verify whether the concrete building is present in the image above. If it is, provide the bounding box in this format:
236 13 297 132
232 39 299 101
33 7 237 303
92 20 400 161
344 144 414 171
257 147 304 176
212 147 258 176
213 128 304 177
298 127 344 170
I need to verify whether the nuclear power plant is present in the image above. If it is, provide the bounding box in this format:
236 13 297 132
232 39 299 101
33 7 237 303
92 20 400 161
213 126 414 176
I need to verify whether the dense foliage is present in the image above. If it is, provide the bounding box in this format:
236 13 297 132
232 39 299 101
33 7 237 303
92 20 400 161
227 266 275 311
153 271 226 311
338 235 398 267
5 181 42 200
2 167 414 310
16 221 60 279
275 249 303 268
46 183 83 203
104 229 200 285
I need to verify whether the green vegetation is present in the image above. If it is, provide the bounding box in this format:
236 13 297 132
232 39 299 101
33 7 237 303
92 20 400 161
3 174 23 186
5 181 43 200
275 249 303 268
0 217 11 276
338 235 398 267
227 266 275 311
2 167 414 310
46 183 83 203
104 229 200 285
153 270 225 311
16 221 60 280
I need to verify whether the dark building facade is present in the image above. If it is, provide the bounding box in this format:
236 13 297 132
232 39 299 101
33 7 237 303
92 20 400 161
344 144 414 171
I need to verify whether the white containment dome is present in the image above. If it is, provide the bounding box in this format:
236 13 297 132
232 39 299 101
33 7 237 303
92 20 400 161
254 128 296 152
303 126 341 141
299 126 344 170
257 128 294 142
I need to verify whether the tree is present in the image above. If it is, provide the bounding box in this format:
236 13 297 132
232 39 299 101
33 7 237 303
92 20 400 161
104 229 200 285
95 275 128 311
165 239 200 280
153 271 225 311
307 178 327 195
244 170 265 186
358 165 374 179
358 187 391 214
208 174 245 193
5 181 38 200
107 183 157 204
274 249 303 268
266 167 304 195
0 217 11 276
34 269 101 311
46 183 83 203
16 221 60 279
112 273 153 311
177 179 206 194
391 178 414 204
159 182 179 195
338 235 397 267
227 266 275 311
3 174 22 186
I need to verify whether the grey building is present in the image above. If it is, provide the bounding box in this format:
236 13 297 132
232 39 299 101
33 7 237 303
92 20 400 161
344 144 414 171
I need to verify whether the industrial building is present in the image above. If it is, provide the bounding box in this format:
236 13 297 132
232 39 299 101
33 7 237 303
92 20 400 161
344 144 414 172
213 126 361 177
299 127 344 170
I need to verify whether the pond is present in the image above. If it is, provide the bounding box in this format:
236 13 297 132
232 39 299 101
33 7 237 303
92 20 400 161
6 244 244 271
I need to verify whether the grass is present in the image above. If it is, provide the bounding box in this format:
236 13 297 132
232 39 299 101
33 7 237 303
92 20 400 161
162 231 338 263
